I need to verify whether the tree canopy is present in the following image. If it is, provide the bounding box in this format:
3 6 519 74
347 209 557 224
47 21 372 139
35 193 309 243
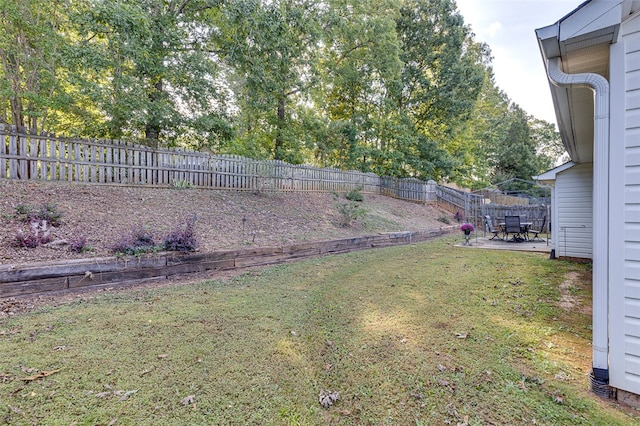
0 0 565 188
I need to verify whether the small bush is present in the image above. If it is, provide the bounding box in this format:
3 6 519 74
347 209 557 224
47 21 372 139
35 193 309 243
171 179 193 189
14 204 31 217
13 221 52 248
437 215 451 224
346 186 364 202
69 235 92 253
336 202 367 227
14 203 63 227
164 216 198 253
111 224 159 256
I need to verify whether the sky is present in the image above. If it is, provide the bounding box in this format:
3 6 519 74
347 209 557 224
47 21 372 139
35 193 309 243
456 0 583 124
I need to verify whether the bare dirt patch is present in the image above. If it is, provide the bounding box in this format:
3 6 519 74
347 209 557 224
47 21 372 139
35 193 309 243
0 179 451 266
558 270 592 315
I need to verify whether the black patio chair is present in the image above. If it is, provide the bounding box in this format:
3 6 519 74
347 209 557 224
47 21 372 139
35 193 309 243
504 215 523 242
528 215 547 242
484 215 504 240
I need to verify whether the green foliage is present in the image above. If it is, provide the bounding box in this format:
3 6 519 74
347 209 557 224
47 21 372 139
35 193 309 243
336 201 367 226
0 0 561 187
171 179 193 190
14 203 64 227
437 215 451 224
345 185 364 202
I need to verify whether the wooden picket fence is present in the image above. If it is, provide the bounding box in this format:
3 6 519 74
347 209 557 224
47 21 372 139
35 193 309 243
0 125 438 203
436 184 550 232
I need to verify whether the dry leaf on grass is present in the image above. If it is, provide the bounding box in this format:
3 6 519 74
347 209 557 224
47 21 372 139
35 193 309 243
318 390 340 408
21 368 61 381
181 395 196 406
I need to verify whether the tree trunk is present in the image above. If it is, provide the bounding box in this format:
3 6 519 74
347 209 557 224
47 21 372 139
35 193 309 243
274 95 286 160
145 80 163 141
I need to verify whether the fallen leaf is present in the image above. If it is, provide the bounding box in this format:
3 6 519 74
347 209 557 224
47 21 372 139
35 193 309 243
21 368 61 381
139 368 154 377
108 418 117 426
181 395 196 406
8 405 23 415
119 389 138 401
96 391 111 398
157 354 168 359
437 364 447 372
319 390 340 408
455 333 467 339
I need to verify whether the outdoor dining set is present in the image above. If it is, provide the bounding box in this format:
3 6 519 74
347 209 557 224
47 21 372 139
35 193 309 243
483 215 546 243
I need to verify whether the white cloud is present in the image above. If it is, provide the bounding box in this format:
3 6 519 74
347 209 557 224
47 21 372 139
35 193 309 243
487 21 503 38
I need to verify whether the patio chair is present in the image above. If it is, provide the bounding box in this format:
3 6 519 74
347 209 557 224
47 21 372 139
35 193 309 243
484 215 504 240
528 215 546 242
504 215 523 242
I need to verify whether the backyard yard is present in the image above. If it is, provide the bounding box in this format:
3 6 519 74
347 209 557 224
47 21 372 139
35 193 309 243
0 236 636 425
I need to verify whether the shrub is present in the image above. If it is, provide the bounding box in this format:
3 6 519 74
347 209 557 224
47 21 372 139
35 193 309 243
111 224 159 256
171 179 193 189
437 215 451 224
69 235 92 253
14 203 63 227
14 204 31 217
13 220 52 248
346 186 364 202
336 202 367 227
164 216 198 252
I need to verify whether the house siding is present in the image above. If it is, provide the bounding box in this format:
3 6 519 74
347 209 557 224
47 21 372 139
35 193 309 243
555 163 593 259
610 13 640 394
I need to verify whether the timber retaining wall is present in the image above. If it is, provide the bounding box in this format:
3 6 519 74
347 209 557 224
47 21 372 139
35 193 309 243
0 228 452 298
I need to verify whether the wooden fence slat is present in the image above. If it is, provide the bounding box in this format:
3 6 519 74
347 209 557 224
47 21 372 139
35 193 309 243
0 128 495 205
0 125 6 179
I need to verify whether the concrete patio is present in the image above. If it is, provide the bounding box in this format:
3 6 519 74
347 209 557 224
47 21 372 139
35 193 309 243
456 233 553 255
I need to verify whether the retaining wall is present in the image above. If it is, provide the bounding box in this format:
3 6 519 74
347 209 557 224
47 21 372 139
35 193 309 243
0 228 451 298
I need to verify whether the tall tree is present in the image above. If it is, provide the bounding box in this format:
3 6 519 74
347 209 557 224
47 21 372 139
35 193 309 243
68 0 228 143
219 0 323 162
396 0 485 140
0 0 67 131
311 0 402 170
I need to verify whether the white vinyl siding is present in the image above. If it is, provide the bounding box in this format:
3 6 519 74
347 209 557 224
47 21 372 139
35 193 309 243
555 163 593 259
610 16 640 395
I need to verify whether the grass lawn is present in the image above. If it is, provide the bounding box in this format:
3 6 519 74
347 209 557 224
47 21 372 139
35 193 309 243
1 236 637 425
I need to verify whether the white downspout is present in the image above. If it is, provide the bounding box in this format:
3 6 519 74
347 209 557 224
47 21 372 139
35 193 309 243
546 57 610 382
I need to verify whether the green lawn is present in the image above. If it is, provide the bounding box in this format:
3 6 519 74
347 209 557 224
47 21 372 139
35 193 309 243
0 236 636 425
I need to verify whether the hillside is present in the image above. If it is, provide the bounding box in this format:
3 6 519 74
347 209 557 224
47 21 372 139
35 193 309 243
0 179 453 266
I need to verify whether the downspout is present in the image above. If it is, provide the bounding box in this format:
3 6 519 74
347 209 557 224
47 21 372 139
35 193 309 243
546 57 610 394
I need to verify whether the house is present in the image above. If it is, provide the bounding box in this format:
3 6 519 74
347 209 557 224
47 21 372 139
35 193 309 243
536 0 640 404
533 161 593 260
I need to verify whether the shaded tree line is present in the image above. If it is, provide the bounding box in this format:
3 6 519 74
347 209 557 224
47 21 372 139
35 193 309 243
0 0 563 189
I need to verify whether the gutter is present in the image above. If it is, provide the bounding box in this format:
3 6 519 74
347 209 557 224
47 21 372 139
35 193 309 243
545 57 611 395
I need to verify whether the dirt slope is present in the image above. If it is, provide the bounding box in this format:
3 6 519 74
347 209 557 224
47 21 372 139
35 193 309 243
0 179 453 266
